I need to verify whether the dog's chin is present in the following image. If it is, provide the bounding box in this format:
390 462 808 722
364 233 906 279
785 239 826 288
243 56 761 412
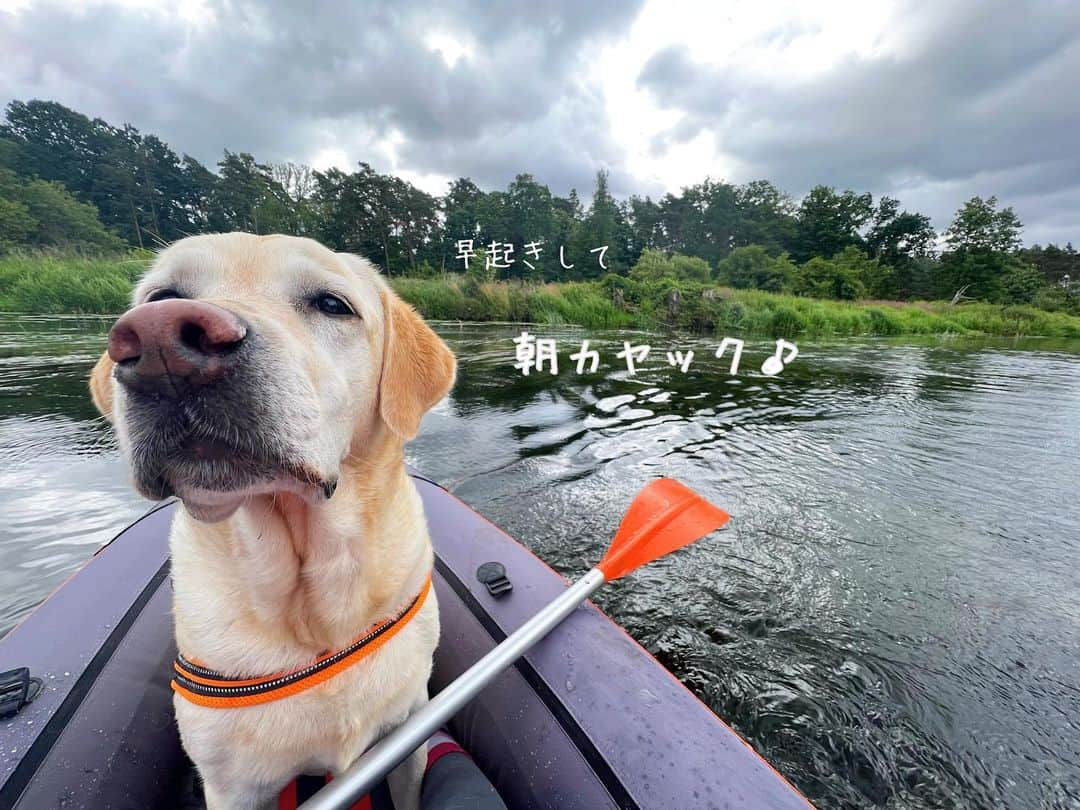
130 441 335 523
171 474 334 523
180 493 246 523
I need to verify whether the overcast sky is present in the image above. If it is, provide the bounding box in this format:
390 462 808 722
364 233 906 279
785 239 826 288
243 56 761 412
2 0 1079 245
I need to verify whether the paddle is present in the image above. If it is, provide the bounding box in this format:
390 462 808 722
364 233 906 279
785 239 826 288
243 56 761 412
299 478 730 810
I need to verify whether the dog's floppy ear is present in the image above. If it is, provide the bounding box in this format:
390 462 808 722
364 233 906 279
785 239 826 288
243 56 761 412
378 288 456 440
89 351 115 420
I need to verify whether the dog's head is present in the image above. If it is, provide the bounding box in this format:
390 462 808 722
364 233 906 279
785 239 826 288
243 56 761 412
90 233 456 522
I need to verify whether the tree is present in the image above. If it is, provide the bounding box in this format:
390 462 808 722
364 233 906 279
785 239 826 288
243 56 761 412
2 100 218 247
733 180 797 254
0 197 35 249
269 162 318 236
440 177 483 271
91 125 149 246
940 196 1024 300
499 173 556 279
626 195 663 265
835 244 891 298
1016 242 1079 286
549 189 584 279
474 189 511 256
865 196 936 298
1 100 110 201
0 166 123 252
656 179 740 265
568 170 628 279
669 253 712 282
209 151 297 235
6 95 1080 314
178 155 217 236
387 175 440 272
937 250 1005 301
271 162 316 204
904 256 939 301
313 167 365 252
18 178 125 251
0 137 21 171
131 133 196 244
793 186 873 263
2 101 155 244
945 196 1022 253
311 162 438 274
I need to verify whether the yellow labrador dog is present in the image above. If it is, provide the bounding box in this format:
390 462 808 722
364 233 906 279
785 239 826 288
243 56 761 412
89 233 456 810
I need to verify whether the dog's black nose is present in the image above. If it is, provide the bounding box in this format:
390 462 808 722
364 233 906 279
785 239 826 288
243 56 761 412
108 300 247 395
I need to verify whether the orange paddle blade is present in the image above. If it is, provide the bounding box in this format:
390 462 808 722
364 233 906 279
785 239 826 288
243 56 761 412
597 478 730 581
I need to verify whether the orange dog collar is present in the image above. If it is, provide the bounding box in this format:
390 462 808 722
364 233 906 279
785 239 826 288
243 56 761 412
172 574 432 708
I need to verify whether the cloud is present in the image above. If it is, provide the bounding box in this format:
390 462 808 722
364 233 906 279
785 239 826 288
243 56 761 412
2 0 1079 243
636 0 1080 242
0 0 644 196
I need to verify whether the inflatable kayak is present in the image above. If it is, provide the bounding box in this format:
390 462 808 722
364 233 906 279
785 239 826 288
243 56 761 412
0 470 809 809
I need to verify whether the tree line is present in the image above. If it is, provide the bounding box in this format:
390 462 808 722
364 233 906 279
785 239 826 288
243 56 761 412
1 99 1078 310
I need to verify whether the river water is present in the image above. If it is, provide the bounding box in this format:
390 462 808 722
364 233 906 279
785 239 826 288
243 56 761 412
1 314 1078 808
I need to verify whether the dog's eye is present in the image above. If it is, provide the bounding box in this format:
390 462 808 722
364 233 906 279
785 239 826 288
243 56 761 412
313 294 355 317
146 288 183 302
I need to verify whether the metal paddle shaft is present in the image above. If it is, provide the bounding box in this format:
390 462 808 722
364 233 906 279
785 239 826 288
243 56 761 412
299 567 606 810
301 478 730 809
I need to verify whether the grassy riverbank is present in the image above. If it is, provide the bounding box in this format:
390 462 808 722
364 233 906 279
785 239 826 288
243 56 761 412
3 252 1080 338
393 276 1080 338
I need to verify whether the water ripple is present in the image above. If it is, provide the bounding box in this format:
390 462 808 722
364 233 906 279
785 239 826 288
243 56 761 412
3 318 1080 809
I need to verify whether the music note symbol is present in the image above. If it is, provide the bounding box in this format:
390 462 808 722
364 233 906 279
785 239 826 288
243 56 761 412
761 339 798 376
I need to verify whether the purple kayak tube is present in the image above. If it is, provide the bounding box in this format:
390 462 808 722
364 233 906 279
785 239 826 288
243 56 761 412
0 472 811 809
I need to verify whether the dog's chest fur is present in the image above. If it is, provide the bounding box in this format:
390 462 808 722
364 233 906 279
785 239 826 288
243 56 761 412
168 480 438 789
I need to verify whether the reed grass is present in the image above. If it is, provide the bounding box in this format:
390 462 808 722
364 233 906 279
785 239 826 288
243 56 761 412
0 251 149 314
3 252 1079 338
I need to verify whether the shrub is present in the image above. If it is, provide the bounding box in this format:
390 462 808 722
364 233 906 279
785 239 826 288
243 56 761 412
669 254 712 283
999 262 1047 304
716 245 794 292
628 248 674 282
630 249 712 284
1031 286 1079 315
791 254 866 300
